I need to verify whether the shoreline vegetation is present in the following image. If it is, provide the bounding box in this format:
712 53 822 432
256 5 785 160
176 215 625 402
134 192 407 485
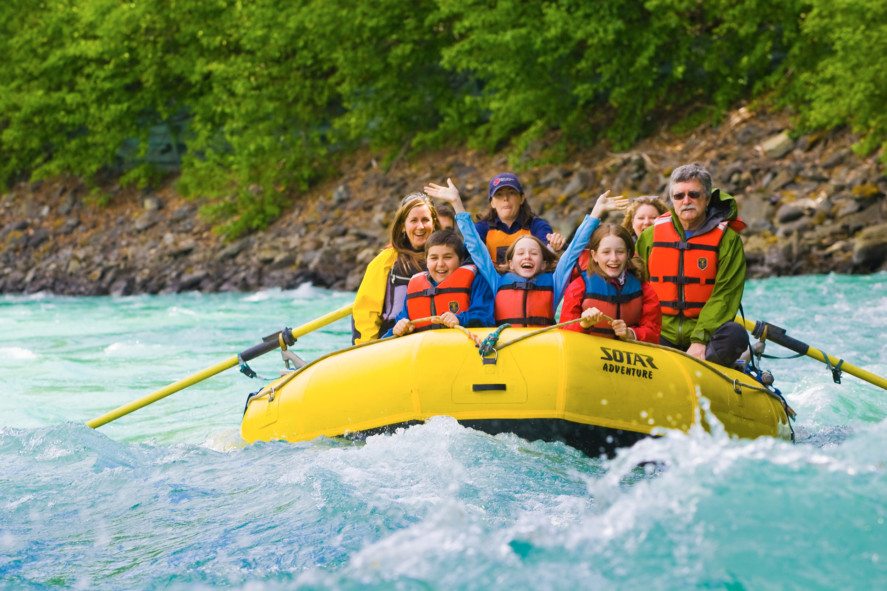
1 108 884 296
0 1 884 294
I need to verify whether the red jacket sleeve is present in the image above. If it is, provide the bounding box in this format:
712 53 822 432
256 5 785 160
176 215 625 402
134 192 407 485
558 276 586 333
632 282 662 344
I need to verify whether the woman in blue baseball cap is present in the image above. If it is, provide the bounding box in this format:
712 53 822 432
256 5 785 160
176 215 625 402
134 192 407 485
475 172 564 271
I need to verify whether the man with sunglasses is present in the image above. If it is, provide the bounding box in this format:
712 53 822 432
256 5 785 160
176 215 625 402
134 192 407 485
635 163 748 367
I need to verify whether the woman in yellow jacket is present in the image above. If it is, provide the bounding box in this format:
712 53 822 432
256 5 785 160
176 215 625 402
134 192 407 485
351 193 442 344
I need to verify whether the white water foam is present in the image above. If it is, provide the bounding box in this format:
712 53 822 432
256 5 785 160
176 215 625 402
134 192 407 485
0 346 38 360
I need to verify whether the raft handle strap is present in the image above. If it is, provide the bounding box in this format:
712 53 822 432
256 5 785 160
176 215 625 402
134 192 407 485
238 355 276 381
478 324 511 357
823 353 844 384
239 355 257 379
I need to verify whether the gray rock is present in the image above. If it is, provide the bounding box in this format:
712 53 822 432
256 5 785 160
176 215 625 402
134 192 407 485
143 194 164 211
852 223 887 268
332 184 351 205
218 240 247 260
764 169 796 191
776 217 814 238
170 238 197 257
736 193 774 226
134 212 159 232
109 278 132 296
758 132 794 159
775 202 807 224
58 193 78 216
60 218 81 235
28 228 50 248
562 170 592 198
539 168 567 187
822 149 849 169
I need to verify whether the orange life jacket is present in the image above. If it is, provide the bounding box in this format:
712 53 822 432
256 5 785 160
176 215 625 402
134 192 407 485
580 272 644 338
647 214 725 318
494 272 555 327
485 227 531 265
405 265 476 331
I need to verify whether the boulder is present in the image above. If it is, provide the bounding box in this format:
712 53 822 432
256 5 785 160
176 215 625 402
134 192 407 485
852 223 887 269
758 132 794 159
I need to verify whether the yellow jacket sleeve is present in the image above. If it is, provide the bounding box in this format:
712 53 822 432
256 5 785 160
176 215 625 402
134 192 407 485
352 247 398 344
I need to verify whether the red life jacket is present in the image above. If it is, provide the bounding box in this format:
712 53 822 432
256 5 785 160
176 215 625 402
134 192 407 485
494 272 555 327
580 272 644 338
405 265 476 331
647 214 726 318
485 227 530 265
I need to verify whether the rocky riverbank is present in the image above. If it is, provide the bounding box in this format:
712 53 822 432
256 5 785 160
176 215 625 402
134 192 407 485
1 108 885 296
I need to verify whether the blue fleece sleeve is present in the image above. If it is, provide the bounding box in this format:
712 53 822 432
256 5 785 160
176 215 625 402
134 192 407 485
457 212 501 293
553 215 599 305
458 273 495 327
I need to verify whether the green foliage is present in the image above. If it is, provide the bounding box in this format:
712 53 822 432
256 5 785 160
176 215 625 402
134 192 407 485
0 0 881 236
786 0 887 162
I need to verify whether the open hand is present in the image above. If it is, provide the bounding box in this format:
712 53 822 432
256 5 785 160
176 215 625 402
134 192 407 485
423 178 466 213
590 190 629 219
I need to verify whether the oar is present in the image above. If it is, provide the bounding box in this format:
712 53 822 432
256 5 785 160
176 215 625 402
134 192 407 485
86 303 354 429
736 316 886 390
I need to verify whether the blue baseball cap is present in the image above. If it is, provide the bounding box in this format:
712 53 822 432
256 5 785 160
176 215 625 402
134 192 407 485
488 172 523 199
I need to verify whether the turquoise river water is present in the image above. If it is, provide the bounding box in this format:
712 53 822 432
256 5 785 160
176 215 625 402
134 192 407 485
1 274 885 590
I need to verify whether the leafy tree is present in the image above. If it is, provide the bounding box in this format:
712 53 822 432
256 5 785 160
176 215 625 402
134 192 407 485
787 0 887 161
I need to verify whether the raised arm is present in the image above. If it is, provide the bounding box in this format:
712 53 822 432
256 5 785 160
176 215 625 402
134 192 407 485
426 178 501 292
552 191 626 303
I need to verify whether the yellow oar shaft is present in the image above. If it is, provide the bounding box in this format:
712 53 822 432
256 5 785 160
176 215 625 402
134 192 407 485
86 356 239 429
736 316 887 390
86 303 354 429
290 304 354 339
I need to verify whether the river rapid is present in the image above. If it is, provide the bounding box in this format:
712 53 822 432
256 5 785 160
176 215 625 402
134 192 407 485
1 275 885 589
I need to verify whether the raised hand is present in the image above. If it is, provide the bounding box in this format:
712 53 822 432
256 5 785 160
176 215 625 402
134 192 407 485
423 178 466 213
590 190 629 219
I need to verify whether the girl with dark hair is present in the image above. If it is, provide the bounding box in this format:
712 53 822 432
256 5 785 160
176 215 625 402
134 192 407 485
559 223 661 343
476 172 564 271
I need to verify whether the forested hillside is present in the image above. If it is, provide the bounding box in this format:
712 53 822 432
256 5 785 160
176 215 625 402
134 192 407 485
1 0 884 238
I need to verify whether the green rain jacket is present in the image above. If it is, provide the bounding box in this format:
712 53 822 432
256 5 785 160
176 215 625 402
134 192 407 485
635 189 746 348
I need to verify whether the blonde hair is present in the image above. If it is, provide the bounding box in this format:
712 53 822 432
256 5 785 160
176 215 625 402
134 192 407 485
622 196 667 237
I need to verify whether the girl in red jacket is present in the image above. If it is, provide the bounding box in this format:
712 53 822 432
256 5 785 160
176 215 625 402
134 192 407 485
559 223 661 343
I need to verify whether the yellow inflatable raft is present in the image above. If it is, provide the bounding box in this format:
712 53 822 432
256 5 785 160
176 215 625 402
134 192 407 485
241 327 793 456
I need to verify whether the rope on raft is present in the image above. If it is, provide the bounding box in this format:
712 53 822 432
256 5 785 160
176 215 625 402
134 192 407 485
491 314 617 353
407 316 483 346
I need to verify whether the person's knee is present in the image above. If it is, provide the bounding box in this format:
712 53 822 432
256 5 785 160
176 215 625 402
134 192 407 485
705 322 748 367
